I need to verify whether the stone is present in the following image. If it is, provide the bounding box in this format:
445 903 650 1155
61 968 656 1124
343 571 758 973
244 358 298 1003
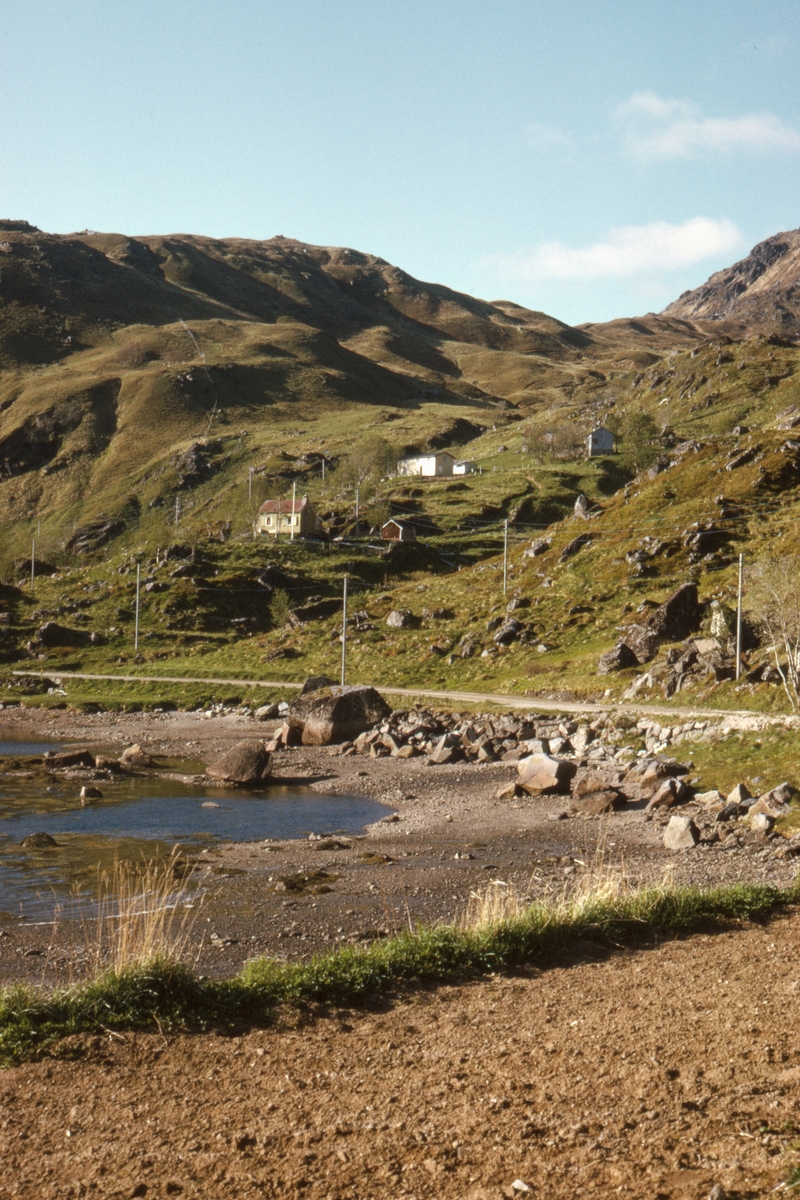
95 755 121 771
750 787 791 818
494 619 523 646
386 609 414 628
206 741 272 785
645 777 689 812
646 582 701 641
80 786 103 804
695 789 725 809
725 782 752 806
571 790 625 815
516 754 576 796
624 759 672 788
428 736 462 765
559 533 592 562
617 624 660 663
524 536 551 558
574 494 593 520
715 801 742 822
663 814 699 850
391 744 416 759
21 832 59 848
43 749 96 769
572 766 626 798
254 703 281 721
598 643 639 674
201 801 221 808
495 781 519 800
751 811 775 835
120 744 155 768
290 685 392 746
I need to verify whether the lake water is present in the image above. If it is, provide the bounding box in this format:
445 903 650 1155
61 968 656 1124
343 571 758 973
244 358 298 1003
0 732 390 920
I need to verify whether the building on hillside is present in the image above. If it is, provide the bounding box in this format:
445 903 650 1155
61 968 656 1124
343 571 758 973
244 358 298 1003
396 451 456 478
255 496 323 538
380 518 417 542
453 460 478 475
585 427 615 458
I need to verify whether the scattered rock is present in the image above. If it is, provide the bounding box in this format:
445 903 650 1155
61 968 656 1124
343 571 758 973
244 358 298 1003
43 749 96 769
571 790 626 815
80 786 103 804
254 703 281 721
726 783 752 806
598 643 639 674
386 609 414 629
750 812 775 835
646 582 701 640
617 624 660 663
206 741 272 785
559 533 592 562
645 777 689 812
120 744 155 768
750 786 791 818
664 814 699 850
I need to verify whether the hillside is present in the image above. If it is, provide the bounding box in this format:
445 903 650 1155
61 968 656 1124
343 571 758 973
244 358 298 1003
2 220 800 714
663 226 800 336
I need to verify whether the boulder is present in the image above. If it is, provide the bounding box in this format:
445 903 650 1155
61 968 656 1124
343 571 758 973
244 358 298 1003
617 624 660 663
725 783 752 806
36 621 92 647
664 815 699 850
574 494 593 520
750 786 792 818
300 675 338 695
646 582 701 641
494 619 522 646
95 755 121 771
559 533 592 562
695 790 725 809
290 685 392 746
386 609 414 629
645 777 689 812
120 744 155 768
43 749 96 769
516 754 576 796
206 740 272 785
572 766 627 797
80 786 103 804
571 790 626 815
495 781 519 800
429 735 463 765
598 643 639 674
21 832 59 848
751 812 775 835
254 703 281 721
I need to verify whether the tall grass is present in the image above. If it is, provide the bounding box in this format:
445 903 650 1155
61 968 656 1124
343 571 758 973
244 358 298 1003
0 875 795 1066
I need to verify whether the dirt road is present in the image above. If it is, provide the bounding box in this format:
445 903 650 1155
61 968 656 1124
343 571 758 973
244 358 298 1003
3 913 800 1199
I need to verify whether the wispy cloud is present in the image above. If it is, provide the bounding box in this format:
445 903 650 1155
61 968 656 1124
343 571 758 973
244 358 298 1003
489 217 742 282
524 122 573 151
619 91 800 160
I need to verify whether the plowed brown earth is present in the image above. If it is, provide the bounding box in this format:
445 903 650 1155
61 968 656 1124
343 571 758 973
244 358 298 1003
3 913 800 1199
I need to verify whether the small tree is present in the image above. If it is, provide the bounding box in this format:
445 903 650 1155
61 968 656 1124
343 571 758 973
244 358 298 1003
747 556 800 710
269 588 292 630
619 411 659 472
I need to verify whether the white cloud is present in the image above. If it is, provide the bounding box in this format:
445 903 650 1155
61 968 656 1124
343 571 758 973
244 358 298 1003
524 122 573 151
619 91 800 160
490 217 742 282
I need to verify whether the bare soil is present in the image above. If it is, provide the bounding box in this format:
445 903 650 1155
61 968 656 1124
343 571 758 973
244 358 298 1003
3 913 800 1198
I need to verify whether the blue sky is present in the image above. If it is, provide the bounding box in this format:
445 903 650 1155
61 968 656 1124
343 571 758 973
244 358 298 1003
1 0 799 323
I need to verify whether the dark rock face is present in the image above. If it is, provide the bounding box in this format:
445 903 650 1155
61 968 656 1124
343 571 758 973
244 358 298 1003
559 533 592 562
66 518 126 554
206 741 272 785
37 622 92 647
289 685 392 746
647 582 701 641
598 643 639 674
494 619 522 646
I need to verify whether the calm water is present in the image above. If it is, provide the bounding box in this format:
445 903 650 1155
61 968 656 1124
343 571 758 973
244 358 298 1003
0 734 390 919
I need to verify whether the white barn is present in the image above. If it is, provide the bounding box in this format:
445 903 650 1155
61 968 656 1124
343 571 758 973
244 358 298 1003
453 460 478 476
586 427 615 458
396 451 456 478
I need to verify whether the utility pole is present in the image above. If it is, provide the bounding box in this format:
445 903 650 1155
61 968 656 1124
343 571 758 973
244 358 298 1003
134 562 141 652
341 574 348 686
503 519 508 595
248 467 254 502
322 458 326 485
290 481 296 542
355 487 359 539
174 498 180 533
37 518 41 540
30 538 35 594
735 552 744 681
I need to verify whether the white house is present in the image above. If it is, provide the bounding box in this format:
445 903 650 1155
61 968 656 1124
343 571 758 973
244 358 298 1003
453 460 478 476
255 496 323 538
586 427 615 458
396 451 456 478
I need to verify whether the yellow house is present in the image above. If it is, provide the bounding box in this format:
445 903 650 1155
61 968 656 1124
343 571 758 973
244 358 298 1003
256 496 324 538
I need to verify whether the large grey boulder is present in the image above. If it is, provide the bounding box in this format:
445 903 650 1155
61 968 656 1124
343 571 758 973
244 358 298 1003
618 625 660 663
386 609 414 629
749 784 792 818
516 754 576 796
647 582 701 640
663 815 699 850
206 741 272 785
289 685 392 746
645 777 689 812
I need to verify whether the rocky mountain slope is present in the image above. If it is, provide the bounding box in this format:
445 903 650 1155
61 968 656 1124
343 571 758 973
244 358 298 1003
663 226 800 336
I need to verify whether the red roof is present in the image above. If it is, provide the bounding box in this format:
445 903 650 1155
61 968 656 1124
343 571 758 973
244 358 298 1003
258 497 312 514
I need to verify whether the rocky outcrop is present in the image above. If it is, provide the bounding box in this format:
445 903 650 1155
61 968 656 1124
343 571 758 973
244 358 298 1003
598 643 639 674
646 582 701 641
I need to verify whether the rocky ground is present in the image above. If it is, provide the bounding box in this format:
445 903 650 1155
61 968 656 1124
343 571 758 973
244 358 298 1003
1 701 798 985
3 912 800 1198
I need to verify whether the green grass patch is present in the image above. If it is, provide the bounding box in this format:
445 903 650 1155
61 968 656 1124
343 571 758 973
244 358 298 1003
0 880 793 1066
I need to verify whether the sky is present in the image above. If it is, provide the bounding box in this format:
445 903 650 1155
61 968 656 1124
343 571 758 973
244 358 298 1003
1 0 799 324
